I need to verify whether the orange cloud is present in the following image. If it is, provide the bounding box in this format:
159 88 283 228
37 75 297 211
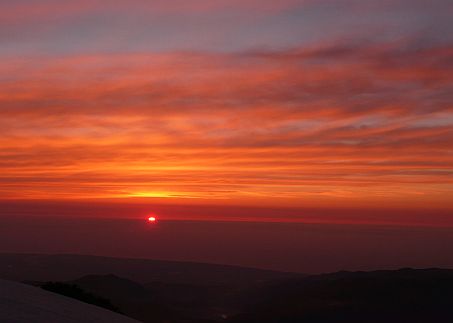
0 40 452 210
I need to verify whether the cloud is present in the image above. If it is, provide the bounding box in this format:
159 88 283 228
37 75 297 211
2 0 452 55
0 38 452 208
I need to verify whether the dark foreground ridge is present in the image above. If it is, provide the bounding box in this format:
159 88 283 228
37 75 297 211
1 254 453 322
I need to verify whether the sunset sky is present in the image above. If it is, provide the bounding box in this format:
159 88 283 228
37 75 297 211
1 0 452 223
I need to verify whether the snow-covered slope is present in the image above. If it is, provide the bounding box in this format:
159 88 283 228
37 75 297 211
0 279 140 323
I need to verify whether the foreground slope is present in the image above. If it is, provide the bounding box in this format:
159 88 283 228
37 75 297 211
0 279 139 323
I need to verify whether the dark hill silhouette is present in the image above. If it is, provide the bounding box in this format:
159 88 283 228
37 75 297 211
228 268 453 322
5 254 453 322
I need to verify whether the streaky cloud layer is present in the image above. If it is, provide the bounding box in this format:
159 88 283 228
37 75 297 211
1 38 452 209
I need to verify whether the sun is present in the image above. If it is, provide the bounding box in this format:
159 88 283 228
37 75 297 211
148 216 157 223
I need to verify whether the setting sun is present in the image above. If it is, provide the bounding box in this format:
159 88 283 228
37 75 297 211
148 216 157 223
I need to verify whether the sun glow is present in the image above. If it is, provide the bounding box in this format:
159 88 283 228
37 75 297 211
148 216 157 222
130 191 175 198
128 191 202 199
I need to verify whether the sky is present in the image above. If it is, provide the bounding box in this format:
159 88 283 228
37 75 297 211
1 0 453 224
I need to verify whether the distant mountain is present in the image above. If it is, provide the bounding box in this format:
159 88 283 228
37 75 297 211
228 268 453 322
5 253 453 322
25 268 453 323
0 253 297 285
0 279 139 323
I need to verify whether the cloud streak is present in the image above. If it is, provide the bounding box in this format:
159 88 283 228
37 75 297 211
0 38 452 209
